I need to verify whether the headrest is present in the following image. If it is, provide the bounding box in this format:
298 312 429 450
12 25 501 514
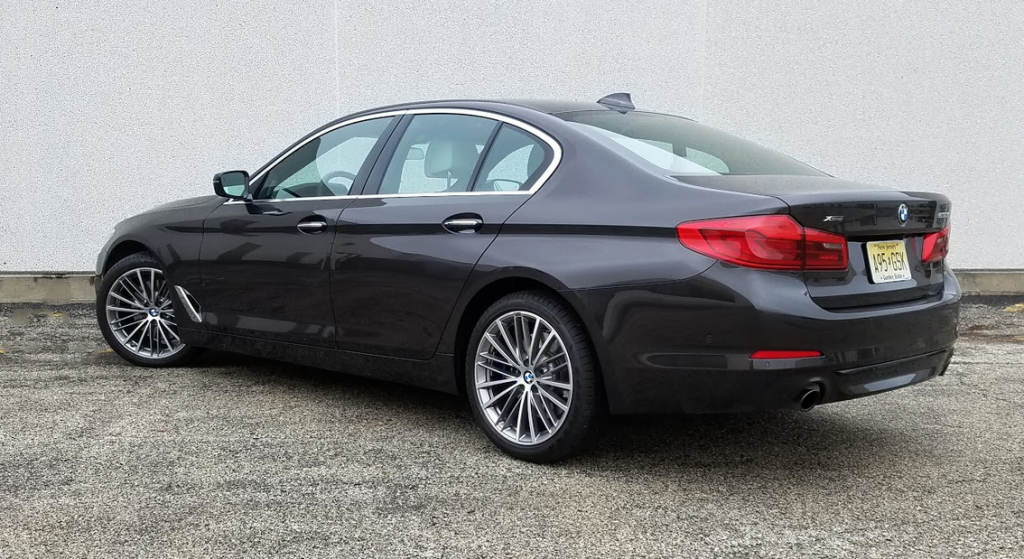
527 145 545 177
425 140 479 178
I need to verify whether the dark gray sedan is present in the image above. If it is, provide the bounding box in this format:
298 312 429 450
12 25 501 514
95 93 959 462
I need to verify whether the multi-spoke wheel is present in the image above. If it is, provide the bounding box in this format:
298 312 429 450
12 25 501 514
475 311 572 445
466 291 602 462
97 253 202 367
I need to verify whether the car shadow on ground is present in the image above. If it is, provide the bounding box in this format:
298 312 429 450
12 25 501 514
175 350 925 479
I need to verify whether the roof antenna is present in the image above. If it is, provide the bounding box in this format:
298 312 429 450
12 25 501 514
597 92 635 111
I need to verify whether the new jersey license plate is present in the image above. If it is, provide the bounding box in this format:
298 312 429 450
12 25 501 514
866 240 913 284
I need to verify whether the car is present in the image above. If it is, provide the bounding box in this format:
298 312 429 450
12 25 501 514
95 93 960 462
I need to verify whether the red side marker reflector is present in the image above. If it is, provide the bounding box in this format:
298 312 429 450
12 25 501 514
750 350 822 359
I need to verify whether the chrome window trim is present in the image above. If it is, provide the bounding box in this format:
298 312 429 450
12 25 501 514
225 107 562 205
359 190 530 199
226 195 361 204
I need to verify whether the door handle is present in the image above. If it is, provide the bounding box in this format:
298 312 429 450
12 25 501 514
297 219 328 234
442 217 484 234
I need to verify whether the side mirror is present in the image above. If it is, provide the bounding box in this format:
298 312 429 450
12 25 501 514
213 170 251 201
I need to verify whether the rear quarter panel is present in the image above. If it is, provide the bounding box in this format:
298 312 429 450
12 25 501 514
480 136 788 290
437 138 789 394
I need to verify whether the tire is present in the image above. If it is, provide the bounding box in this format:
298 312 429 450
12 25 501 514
96 252 203 367
465 291 603 463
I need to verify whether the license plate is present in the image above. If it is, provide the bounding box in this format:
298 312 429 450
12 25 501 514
866 240 913 283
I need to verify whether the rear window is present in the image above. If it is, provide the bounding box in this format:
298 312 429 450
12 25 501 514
556 110 825 177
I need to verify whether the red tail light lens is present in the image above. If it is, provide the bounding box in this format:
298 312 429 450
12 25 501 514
750 350 822 359
676 215 849 271
922 226 950 263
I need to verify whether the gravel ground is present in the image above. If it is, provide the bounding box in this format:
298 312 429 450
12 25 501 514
1 300 1022 558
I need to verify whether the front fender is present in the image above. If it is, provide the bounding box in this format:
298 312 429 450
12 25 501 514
94 196 221 299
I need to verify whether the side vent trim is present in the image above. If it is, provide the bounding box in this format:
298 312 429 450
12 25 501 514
174 285 203 323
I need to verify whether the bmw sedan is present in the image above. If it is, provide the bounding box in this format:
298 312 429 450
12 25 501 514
96 93 959 462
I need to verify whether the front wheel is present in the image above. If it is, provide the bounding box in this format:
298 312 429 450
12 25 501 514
97 253 203 367
465 291 603 463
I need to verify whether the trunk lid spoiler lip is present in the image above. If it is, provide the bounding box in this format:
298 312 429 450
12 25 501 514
671 174 949 204
671 174 951 233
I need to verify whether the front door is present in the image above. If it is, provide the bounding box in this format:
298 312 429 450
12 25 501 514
200 115 398 347
332 111 555 359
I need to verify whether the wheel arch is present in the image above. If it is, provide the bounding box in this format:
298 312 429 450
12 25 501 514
101 238 159 275
447 272 611 403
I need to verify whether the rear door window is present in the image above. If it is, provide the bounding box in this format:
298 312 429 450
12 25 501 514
379 114 497 195
473 124 550 192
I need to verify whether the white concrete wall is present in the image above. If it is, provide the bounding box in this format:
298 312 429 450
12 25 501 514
1 0 1021 271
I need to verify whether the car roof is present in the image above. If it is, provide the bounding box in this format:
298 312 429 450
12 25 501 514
348 98 617 117
340 97 700 127
493 99 610 114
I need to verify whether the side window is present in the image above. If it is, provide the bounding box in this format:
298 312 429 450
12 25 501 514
474 125 550 192
379 114 497 195
256 117 393 200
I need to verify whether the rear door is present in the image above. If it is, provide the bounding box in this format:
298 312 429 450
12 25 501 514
199 115 398 347
331 110 557 359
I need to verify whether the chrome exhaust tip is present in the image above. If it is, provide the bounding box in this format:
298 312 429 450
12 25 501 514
798 387 821 411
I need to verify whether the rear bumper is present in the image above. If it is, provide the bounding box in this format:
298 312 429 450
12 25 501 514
602 346 954 414
569 266 961 414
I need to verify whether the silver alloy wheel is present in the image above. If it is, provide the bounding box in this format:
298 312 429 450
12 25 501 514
474 310 573 446
104 267 184 358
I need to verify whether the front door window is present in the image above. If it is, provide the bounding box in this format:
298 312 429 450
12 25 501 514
256 117 394 200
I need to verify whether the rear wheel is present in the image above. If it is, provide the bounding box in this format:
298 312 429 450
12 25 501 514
465 291 602 463
97 253 202 367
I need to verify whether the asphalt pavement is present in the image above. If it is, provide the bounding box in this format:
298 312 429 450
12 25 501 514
1 300 1022 558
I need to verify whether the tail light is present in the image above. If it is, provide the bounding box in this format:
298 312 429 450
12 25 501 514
922 226 950 263
676 215 848 271
750 350 822 359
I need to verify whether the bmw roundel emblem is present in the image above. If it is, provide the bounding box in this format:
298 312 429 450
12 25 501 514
897 204 909 226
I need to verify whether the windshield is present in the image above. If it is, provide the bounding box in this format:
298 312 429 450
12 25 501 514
557 110 825 177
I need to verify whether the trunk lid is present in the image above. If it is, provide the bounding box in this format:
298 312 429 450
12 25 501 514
676 175 952 309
